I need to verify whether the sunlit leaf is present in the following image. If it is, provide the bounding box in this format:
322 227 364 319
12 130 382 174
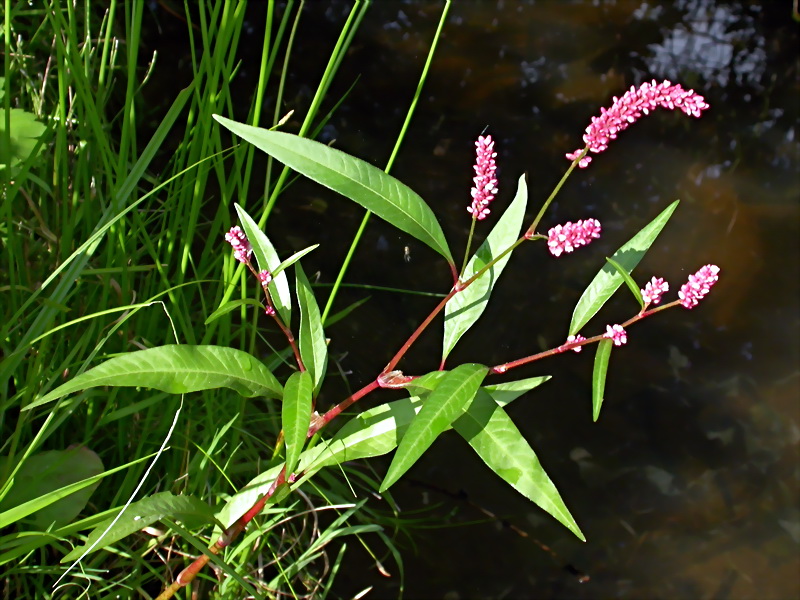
483 375 551 407
592 339 613 421
380 363 487 492
569 200 678 336
272 244 319 278
27 345 283 410
443 175 528 360
282 371 313 476
61 492 217 562
295 263 328 393
234 203 292 325
453 390 585 540
215 116 453 264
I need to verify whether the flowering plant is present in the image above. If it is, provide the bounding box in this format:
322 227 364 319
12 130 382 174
29 80 717 597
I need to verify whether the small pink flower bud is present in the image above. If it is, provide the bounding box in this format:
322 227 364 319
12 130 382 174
264 306 276 317
467 134 498 221
225 226 252 263
604 324 628 346
679 264 720 309
547 218 601 257
641 276 669 305
258 270 272 286
565 334 586 352
567 80 710 168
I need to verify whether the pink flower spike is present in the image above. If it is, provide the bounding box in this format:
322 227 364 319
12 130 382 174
225 226 252 263
679 264 720 309
547 218 602 257
567 79 710 168
565 334 586 352
604 324 628 346
467 134 498 221
641 276 669 305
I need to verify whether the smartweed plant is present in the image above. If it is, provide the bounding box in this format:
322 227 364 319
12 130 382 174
30 78 719 598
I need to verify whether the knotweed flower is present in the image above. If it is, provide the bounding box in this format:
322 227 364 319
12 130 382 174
604 324 628 346
641 276 669 305
258 270 272 286
565 334 587 352
467 135 498 220
566 79 710 168
225 226 252 263
547 218 601 257
679 264 720 309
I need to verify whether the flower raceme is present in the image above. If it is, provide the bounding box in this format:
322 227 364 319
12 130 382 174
566 79 710 168
467 134 498 220
679 264 720 309
225 226 252 263
547 218 601 257
641 276 669 306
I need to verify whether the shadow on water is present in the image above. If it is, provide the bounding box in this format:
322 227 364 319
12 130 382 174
143 1 798 598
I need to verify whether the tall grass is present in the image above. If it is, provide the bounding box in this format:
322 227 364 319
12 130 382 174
0 0 442 596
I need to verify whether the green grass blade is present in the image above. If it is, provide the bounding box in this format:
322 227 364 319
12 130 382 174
282 371 313 476
569 200 679 336
214 117 454 265
380 363 487 492
443 174 528 359
27 345 283 410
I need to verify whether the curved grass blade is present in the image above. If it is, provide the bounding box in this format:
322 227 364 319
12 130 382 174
272 244 319 278
282 371 313 476
569 200 679 336
204 298 265 325
592 339 613 421
453 389 585 540
443 175 527 360
295 263 328 394
234 203 292 325
27 345 283 410
214 116 453 265
380 363 487 492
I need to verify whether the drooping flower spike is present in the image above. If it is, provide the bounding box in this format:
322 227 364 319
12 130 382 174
641 276 669 306
566 79 710 168
679 264 720 309
547 218 601 257
225 226 252 264
467 134 498 220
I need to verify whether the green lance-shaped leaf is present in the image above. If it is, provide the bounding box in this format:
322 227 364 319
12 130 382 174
380 363 488 492
234 203 292 326
443 174 528 360
569 200 679 336
0 447 103 529
453 389 585 540
282 371 313 476
61 492 218 562
214 116 453 265
295 263 328 393
606 256 645 309
218 377 533 528
483 375 551 407
592 339 613 421
27 345 283 410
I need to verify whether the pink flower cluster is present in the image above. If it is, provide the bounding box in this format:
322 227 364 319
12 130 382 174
547 218 601 257
225 226 252 263
605 324 628 346
641 276 669 305
566 79 710 168
467 135 498 220
679 264 720 309
565 334 586 353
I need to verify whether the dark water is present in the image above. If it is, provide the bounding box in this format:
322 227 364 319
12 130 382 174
149 1 799 598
